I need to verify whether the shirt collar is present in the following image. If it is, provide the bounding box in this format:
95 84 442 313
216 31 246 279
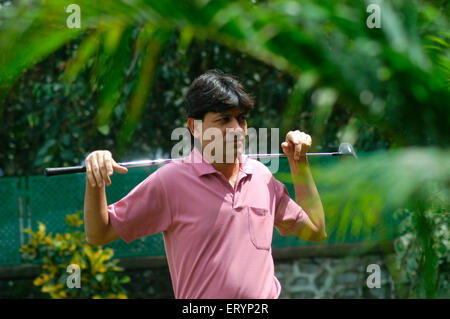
183 146 253 177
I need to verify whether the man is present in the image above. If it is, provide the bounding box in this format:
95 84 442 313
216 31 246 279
83 70 326 299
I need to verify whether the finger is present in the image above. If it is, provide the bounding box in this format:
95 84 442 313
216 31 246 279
104 152 114 186
96 152 109 187
294 132 302 145
85 160 97 188
295 143 302 160
285 139 294 150
288 132 301 159
106 174 112 186
91 155 103 187
101 154 112 186
286 131 298 145
104 152 114 176
299 133 309 156
281 142 291 156
299 131 307 142
112 160 128 174
306 134 312 146
297 132 311 151
98 152 110 186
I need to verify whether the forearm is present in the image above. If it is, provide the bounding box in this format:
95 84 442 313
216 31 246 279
83 180 110 244
288 157 326 232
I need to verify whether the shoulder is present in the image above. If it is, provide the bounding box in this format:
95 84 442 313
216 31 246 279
246 158 276 184
149 159 195 185
247 158 273 175
246 158 287 191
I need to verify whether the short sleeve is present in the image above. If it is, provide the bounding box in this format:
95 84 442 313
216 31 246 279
107 169 172 243
271 176 310 236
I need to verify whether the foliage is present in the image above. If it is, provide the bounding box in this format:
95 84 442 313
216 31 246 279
278 148 449 242
300 148 449 298
0 32 296 176
390 207 449 298
1 0 448 148
1 0 448 177
1 0 448 299
20 212 130 299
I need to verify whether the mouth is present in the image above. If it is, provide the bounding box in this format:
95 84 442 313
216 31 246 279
225 140 244 147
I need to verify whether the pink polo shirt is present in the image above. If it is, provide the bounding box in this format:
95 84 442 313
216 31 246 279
107 147 310 299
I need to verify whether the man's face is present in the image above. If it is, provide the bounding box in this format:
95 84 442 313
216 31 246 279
191 107 248 163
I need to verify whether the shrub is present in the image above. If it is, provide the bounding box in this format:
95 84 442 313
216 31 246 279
20 212 130 299
391 207 449 298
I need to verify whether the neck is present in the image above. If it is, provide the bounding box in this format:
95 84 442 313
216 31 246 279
212 158 240 180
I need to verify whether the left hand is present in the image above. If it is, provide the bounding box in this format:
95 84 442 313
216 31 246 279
281 130 312 161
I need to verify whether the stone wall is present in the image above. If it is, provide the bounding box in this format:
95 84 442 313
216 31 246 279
275 254 396 299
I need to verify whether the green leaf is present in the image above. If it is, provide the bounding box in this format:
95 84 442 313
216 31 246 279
97 125 110 136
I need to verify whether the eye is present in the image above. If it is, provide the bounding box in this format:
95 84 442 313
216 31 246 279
238 115 247 122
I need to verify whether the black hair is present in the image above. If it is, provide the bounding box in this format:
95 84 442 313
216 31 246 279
186 69 254 120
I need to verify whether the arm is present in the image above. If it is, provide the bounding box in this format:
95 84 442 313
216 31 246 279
83 150 127 246
282 131 327 242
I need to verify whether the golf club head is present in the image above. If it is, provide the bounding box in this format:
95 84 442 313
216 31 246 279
338 143 358 159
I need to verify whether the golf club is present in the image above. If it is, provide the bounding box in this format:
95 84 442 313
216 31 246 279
43 142 357 177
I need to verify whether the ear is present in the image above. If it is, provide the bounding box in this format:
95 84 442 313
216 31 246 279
187 118 202 139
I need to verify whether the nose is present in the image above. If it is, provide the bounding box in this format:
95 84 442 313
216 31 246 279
225 118 245 140
226 117 245 133
227 116 241 129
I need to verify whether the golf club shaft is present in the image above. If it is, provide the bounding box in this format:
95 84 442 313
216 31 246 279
248 152 341 159
44 151 344 177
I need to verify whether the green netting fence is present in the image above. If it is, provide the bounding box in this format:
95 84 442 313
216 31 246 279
0 176 23 266
0 156 397 267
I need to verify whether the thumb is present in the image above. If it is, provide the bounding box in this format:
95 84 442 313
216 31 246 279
281 142 290 154
113 161 128 174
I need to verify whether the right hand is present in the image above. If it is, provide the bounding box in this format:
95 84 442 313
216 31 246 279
85 150 128 188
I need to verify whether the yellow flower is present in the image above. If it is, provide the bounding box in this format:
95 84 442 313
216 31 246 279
42 283 64 294
33 274 50 286
66 212 84 228
97 266 107 273
37 222 46 239
44 237 53 246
